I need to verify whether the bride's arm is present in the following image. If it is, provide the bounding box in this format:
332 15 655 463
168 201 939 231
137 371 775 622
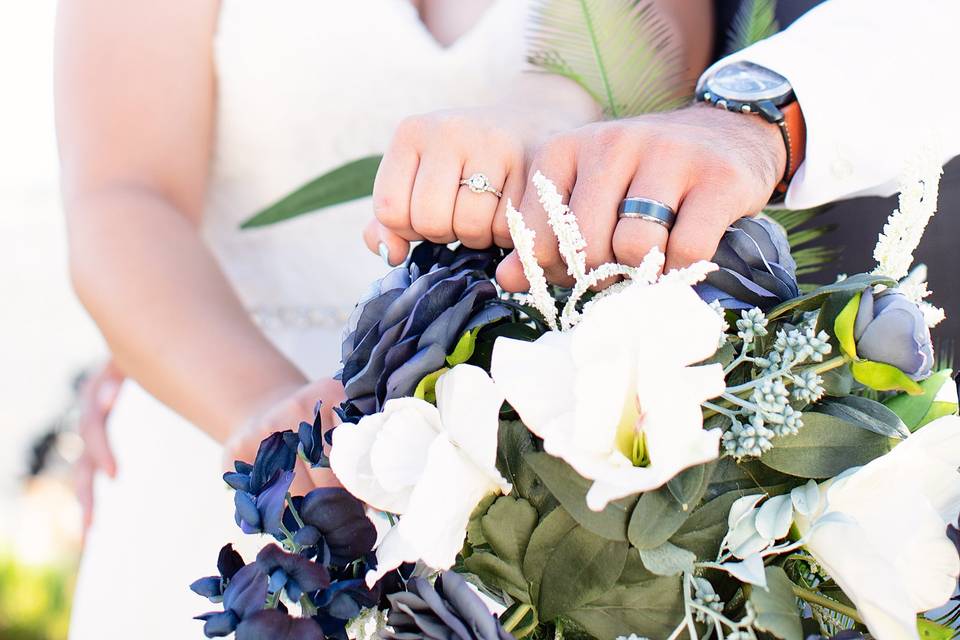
55 0 313 445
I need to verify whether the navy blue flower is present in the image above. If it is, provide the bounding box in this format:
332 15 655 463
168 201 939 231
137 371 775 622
337 243 510 421
235 609 325 640
696 217 799 311
256 544 330 602
196 563 269 637
298 404 327 468
805 633 865 640
191 544 246 602
298 487 377 566
383 571 513 640
224 461 254 493
250 432 298 494
235 470 295 535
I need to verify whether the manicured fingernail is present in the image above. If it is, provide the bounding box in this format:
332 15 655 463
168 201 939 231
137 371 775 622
378 242 393 267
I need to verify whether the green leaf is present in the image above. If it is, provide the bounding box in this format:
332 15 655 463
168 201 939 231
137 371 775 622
628 485 693 550
832 291 861 359
466 493 498 547
527 0 684 118
525 452 636 541
537 524 628 620
240 155 381 228
666 462 715 511
482 496 539 566
885 368 957 430
851 359 924 395
760 411 898 479
497 422 558 516
523 507 580 606
748 566 803 640
413 367 448 403
766 273 896 320
917 618 955 640
446 329 478 366
669 490 745 561
471 322 541 371
565 549 683 639
726 0 779 53
637 541 695 577
816 396 910 439
819 363 853 396
464 552 530 603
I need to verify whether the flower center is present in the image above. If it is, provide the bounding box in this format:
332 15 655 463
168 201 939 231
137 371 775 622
614 393 649 467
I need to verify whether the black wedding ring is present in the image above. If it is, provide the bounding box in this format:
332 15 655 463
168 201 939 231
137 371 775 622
617 197 677 231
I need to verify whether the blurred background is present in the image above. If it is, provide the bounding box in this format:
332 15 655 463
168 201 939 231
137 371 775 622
1 1 105 637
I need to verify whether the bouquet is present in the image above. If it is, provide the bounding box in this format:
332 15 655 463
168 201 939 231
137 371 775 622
191 151 960 640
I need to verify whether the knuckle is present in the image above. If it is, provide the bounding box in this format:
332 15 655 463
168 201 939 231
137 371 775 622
372 193 406 227
394 114 429 141
412 216 453 242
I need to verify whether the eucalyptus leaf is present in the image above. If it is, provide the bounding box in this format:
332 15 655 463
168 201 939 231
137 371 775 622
466 493 498 547
627 487 689 550
816 396 910 439
760 411 898 479
523 507 579 606
819 363 853 397
537 524 628 620
481 496 539 565
666 462 715 510
669 490 745 561
525 452 636 541
748 566 803 640
566 550 683 639
766 273 896 320
637 542 695 577
463 552 530 603
496 422 557 516
240 155 381 228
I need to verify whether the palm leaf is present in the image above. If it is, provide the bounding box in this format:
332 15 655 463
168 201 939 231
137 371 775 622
765 207 839 276
727 0 779 54
527 0 684 118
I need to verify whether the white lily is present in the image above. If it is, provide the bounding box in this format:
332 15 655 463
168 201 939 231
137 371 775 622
329 364 511 586
795 415 960 640
491 281 725 511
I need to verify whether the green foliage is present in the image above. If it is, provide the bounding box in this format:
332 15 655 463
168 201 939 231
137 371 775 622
496 422 558 516
464 496 539 603
816 396 910 439
525 452 636 541
760 411 899 478
240 155 381 228
523 508 580 606
636 541 695 577
669 490 744 561
0 554 74 640
748 566 804 640
766 272 896 320
726 0 779 54
851 359 924 395
885 368 959 430
765 207 839 276
527 0 684 118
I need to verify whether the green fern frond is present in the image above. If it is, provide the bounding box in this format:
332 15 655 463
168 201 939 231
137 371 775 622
935 344 955 371
527 0 685 118
727 0 779 53
766 207 839 276
764 207 820 233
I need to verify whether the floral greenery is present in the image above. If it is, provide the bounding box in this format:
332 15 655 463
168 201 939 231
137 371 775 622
0 553 74 640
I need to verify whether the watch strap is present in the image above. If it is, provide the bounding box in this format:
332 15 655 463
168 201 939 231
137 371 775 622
774 100 806 197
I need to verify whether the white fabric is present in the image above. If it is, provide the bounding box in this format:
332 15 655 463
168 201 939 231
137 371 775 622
69 1 529 637
704 0 960 209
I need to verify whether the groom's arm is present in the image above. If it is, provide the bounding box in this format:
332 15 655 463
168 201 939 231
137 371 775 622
708 0 960 209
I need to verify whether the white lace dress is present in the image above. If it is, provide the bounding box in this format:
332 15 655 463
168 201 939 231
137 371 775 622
69 1 529 636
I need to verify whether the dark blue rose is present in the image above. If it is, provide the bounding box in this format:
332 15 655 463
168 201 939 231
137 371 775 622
235 609 325 640
696 217 800 311
853 287 934 380
256 544 330 603
383 571 513 640
235 470 294 535
337 243 510 421
191 544 246 602
196 563 268 637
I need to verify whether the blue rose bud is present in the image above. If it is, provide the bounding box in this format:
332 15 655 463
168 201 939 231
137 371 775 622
696 217 800 311
854 288 933 380
195 563 268 638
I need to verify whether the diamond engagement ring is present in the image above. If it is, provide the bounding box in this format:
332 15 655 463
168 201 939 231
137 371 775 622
617 197 677 231
460 173 503 198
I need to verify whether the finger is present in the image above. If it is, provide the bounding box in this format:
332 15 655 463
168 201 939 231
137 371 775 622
307 465 343 489
612 163 687 268
453 165 507 249
363 219 411 267
496 139 578 291
664 185 739 272
409 151 463 243
291 460 316 495
372 130 421 242
74 457 95 532
491 166 524 248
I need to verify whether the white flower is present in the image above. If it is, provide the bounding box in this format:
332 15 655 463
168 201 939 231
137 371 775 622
795 415 960 640
330 364 511 586
491 280 725 511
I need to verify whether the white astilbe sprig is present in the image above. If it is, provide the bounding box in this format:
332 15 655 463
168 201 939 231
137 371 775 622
660 260 719 287
504 199 559 330
899 264 946 328
533 171 588 282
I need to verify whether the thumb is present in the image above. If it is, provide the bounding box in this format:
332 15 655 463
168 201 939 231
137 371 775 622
363 219 410 267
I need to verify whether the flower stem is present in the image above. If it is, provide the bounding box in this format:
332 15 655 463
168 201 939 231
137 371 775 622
286 492 306 529
501 604 533 634
810 355 850 375
791 585 863 624
300 594 318 617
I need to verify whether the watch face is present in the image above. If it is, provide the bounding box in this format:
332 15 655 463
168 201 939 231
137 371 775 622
705 61 792 103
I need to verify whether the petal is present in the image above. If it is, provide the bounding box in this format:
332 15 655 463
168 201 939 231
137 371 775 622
330 411 411 514
369 404 440 493
365 525 417 588
435 365 505 473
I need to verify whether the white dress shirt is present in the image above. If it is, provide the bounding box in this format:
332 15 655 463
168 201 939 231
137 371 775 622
703 0 960 209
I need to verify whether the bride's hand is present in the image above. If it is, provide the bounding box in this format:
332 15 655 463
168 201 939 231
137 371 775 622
224 377 345 494
364 106 535 264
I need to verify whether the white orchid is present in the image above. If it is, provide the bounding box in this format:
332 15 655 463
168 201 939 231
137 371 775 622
491 280 726 511
329 364 511 587
795 415 960 640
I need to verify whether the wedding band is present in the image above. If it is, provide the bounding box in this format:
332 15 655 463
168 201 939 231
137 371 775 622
618 197 677 231
460 173 503 198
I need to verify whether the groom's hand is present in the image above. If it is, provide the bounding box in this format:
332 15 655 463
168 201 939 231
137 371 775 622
496 104 786 290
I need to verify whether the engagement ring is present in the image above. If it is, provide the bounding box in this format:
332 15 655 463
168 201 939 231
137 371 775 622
460 173 502 198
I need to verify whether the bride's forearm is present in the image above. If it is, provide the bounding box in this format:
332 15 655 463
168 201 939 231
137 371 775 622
65 185 307 443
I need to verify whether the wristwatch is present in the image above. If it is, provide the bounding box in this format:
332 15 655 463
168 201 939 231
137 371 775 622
695 60 806 200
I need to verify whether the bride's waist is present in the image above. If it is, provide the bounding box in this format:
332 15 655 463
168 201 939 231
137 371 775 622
249 304 352 331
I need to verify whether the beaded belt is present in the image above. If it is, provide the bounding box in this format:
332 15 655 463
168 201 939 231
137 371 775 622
249 305 352 330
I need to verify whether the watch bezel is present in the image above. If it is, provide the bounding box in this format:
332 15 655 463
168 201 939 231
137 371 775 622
702 61 793 105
